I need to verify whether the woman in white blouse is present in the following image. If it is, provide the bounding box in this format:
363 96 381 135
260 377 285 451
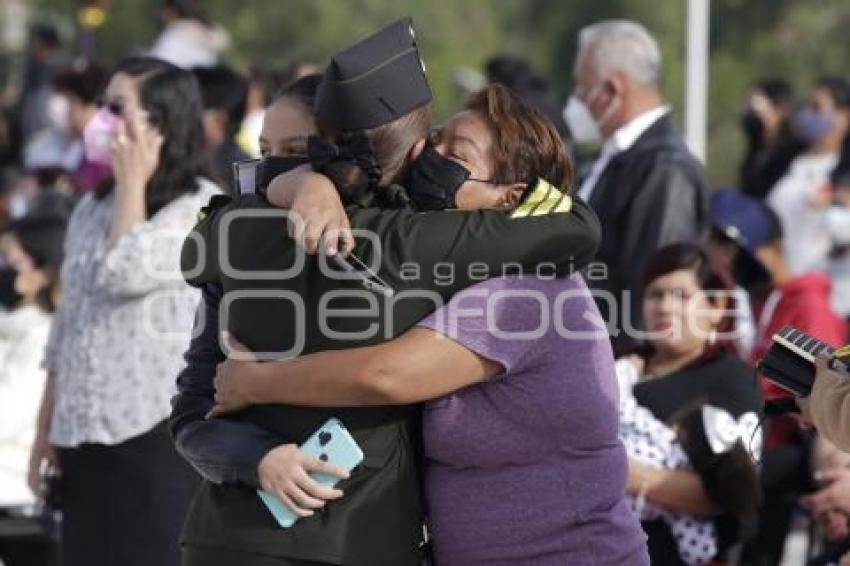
28 57 219 566
0 216 65 510
767 77 850 275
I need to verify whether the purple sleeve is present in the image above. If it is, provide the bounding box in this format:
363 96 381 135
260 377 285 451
417 278 541 374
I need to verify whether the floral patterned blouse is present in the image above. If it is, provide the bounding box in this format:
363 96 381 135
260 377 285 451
44 179 219 447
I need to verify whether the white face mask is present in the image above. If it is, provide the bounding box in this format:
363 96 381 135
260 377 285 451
562 83 620 145
563 95 601 144
9 193 28 220
46 93 71 133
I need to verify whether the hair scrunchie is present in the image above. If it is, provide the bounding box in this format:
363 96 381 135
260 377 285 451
307 134 383 190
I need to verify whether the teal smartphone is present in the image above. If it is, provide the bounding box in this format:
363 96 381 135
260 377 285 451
257 418 364 528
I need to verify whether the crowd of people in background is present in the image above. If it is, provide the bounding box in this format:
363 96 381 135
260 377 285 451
0 2 849 566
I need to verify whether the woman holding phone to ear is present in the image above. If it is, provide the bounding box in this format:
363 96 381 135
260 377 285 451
29 57 220 566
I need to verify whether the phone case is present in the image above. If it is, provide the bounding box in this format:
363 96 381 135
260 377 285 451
757 326 849 397
257 418 364 528
232 158 261 196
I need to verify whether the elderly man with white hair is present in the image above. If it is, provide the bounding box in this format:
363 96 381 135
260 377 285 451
564 20 709 352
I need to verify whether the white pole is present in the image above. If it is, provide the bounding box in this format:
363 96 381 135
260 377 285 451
685 0 710 163
1 0 29 104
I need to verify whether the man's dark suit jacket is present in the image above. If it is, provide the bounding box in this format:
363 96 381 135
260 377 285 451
584 114 709 353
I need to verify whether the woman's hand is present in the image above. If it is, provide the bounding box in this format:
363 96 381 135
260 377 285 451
266 169 354 256
623 354 646 380
801 466 850 516
111 113 163 196
803 463 850 540
107 114 163 246
207 332 265 418
257 444 349 517
626 458 656 496
819 509 850 541
627 457 717 517
28 372 59 496
27 435 58 496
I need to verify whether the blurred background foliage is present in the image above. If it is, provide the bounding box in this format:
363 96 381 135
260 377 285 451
20 0 850 186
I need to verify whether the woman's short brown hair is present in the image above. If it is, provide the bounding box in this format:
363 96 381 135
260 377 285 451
464 83 574 193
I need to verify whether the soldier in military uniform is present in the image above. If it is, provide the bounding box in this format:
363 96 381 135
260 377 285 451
171 19 600 566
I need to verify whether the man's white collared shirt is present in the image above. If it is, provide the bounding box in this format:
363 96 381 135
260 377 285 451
578 105 670 202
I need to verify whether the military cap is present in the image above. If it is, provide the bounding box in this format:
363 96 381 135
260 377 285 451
315 18 432 132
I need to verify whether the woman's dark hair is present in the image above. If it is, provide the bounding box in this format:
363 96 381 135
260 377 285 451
832 144 850 187
53 59 108 105
485 55 569 139
464 83 574 193
30 24 61 51
95 56 209 217
755 77 795 109
9 215 67 313
672 404 762 519
192 65 248 138
740 78 804 198
162 0 208 23
279 61 321 91
271 73 321 112
270 75 418 209
316 103 432 205
638 243 738 361
816 75 850 109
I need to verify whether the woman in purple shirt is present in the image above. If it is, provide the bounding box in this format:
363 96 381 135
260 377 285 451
210 85 648 565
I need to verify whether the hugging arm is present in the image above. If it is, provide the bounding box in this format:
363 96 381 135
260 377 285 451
168 283 283 487
266 168 602 289
228 327 502 408
214 283 536 411
372 196 600 297
171 282 352 513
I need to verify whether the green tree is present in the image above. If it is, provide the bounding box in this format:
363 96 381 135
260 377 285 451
33 0 850 185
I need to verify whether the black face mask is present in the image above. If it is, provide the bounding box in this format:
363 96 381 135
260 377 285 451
405 143 472 211
257 155 311 191
0 267 22 311
740 109 764 142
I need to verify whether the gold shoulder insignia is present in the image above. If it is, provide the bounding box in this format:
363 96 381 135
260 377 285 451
511 178 572 218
